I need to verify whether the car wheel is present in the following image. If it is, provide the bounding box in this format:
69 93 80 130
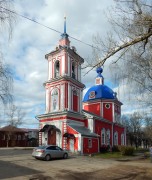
63 153 68 159
45 154 51 161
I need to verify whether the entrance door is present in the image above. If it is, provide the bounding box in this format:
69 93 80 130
69 139 74 152
48 130 56 145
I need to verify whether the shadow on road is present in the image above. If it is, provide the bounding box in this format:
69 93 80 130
0 160 42 179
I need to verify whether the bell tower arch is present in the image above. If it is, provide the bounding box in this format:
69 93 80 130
45 17 85 114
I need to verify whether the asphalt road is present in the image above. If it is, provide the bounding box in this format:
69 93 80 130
0 148 152 180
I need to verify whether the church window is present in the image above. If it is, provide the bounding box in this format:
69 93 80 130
51 89 59 111
106 129 110 145
88 139 92 148
73 90 78 112
72 62 75 79
55 60 60 78
121 133 124 145
101 128 105 144
105 104 110 109
114 132 118 145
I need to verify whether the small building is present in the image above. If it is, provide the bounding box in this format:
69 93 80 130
0 125 27 147
0 125 39 147
36 18 126 154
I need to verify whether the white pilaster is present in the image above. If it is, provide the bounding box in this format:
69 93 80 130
49 61 53 80
67 55 70 76
68 83 71 110
88 118 94 132
60 84 64 110
45 88 49 113
61 55 65 76
78 64 81 81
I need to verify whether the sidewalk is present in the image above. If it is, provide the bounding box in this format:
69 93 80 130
0 147 34 150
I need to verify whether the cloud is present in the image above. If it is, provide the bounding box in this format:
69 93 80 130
1 0 129 128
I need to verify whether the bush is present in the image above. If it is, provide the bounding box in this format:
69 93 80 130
135 148 149 153
112 145 120 152
118 145 134 156
100 145 110 153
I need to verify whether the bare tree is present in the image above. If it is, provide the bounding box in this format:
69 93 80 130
0 1 15 106
144 116 152 141
124 112 143 148
85 0 152 108
0 0 15 38
6 104 26 127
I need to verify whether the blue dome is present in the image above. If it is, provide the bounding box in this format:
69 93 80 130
83 85 115 102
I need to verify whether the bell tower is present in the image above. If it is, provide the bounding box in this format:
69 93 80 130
44 17 85 114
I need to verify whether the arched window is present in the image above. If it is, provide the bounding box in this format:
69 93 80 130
72 62 75 79
51 89 59 111
121 133 124 145
55 60 60 78
101 128 105 145
114 131 118 145
73 90 78 112
106 129 110 145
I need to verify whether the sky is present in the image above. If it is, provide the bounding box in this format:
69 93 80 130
0 0 136 128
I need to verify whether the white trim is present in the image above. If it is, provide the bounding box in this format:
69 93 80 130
101 128 106 145
49 61 52 80
88 118 94 132
114 131 118 145
78 134 81 152
67 55 70 76
68 83 71 110
45 89 49 113
61 55 65 76
78 64 81 81
60 84 64 110
112 124 113 146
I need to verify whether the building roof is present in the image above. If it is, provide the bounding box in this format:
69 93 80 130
68 124 99 137
83 67 118 102
0 125 26 133
83 84 116 102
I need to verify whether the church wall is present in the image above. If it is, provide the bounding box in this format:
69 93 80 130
83 102 101 116
66 125 79 151
83 137 99 154
94 120 112 146
113 125 125 145
103 102 113 122
67 125 78 134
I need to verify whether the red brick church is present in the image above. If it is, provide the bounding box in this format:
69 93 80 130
36 18 126 154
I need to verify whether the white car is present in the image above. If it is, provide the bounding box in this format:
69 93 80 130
32 145 68 161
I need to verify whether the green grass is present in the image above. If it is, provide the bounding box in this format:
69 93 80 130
94 152 131 159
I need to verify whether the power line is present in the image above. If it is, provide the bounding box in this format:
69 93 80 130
0 6 98 49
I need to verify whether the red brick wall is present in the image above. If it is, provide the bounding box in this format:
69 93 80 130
83 137 98 154
103 103 113 122
84 103 101 116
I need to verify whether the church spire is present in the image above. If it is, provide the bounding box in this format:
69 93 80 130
95 67 104 85
64 15 66 34
59 16 70 47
